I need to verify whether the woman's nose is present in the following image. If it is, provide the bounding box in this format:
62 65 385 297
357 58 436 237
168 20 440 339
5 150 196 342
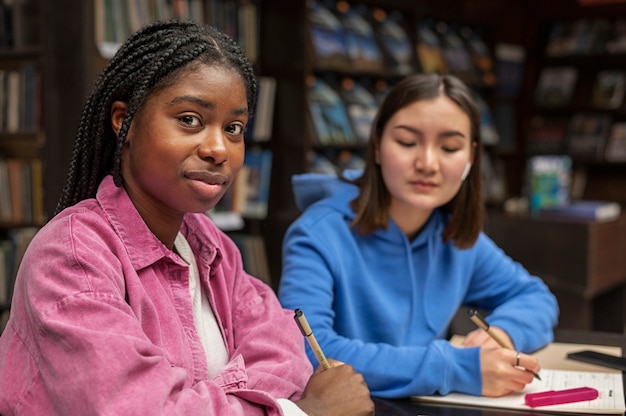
198 129 228 164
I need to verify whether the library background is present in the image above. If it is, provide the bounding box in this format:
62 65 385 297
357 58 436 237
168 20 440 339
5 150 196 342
1 0 626 334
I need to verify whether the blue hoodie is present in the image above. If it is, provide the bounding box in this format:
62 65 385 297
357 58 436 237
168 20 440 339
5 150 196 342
278 172 559 398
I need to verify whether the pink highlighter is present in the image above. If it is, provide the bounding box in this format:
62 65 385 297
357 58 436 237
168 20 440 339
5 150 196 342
525 387 599 408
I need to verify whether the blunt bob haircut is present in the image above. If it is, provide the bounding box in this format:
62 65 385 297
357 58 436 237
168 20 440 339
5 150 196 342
348 73 484 249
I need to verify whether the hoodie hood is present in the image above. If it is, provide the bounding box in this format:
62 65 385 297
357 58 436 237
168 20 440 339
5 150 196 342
291 169 362 213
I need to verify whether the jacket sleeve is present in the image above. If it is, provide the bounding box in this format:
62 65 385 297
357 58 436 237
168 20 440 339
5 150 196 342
462 233 559 353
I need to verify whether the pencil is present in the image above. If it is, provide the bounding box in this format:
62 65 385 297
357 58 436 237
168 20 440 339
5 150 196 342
294 308 331 370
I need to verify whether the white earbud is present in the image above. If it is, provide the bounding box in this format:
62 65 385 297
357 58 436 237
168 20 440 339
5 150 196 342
461 162 472 181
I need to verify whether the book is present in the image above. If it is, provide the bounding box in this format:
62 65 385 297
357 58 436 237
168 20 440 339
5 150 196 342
526 116 568 155
339 4 384 73
339 78 378 144
461 26 496 87
306 76 354 145
247 76 276 142
472 92 499 146
534 66 578 108
241 148 272 220
527 155 572 214
438 22 478 84
566 113 612 160
371 9 414 75
591 69 626 109
307 1 350 69
605 121 626 162
495 42 525 98
415 19 448 74
539 200 621 222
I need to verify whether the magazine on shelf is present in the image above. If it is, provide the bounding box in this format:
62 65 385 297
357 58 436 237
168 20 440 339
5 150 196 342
372 9 414 75
307 76 354 145
591 69 626 109
415 19 448 74
461 26 496 87
438 22 478 84
534 66 578 108
307 1 350 69
605 121 626 162
566 113 612 160
339 78 378 144
473 92 499 146
339 4 384 72
526 116 568 155
527 155 572 213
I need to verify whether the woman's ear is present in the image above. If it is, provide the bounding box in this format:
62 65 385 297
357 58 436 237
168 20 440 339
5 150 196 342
110 101 128 138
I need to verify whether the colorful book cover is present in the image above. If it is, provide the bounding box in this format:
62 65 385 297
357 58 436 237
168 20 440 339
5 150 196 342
591 69 626 109
308 1 350 69
605 122 626 162
534 66 578 108
339 5 384 72
527 155 572 214
566 113 611 160
462 26 496 87
438 23 478 84
339 78 378 144
307 76 354 145
242 148 273 219
372 9 414 75
415 20 447 74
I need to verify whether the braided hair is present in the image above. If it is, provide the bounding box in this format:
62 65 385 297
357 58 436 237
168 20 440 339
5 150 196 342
54 20 258 216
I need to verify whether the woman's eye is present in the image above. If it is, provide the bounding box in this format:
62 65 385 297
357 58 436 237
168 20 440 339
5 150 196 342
226 123 244 135
396 139 415 147
179 115 201 127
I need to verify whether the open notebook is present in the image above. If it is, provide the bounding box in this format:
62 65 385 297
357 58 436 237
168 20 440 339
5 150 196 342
412 337 626 414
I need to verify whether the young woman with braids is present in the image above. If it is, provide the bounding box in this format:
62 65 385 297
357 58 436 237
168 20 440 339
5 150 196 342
0 21 373 416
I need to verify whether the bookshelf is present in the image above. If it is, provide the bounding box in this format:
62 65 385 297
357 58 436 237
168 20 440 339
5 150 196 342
258 0 532 284
521 2 626 206
0 0 45 330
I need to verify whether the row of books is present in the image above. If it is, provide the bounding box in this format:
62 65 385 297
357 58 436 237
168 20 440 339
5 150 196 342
94 0 258 61
307 74 500 147
545 18 626 57
526 114 626 162
0 226 38 307
0 0 39 49
534 66 626 110
0 158 44 225
308 1 496 87
0 64 41 133
211 148 272 220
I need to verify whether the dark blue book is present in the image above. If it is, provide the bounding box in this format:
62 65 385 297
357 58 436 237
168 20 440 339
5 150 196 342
539 200 621 222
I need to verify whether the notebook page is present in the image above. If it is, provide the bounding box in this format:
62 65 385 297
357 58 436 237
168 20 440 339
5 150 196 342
412 369 626 414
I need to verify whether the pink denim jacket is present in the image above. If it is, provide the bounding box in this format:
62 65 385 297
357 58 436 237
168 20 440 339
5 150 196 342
0 175 312 415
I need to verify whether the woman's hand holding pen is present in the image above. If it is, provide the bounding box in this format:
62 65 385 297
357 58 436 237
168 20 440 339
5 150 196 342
464 326 541 397
478 347 541 397
295 359 374 416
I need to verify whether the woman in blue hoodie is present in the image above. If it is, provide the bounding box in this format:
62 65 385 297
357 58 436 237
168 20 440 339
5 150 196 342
278 73 558 399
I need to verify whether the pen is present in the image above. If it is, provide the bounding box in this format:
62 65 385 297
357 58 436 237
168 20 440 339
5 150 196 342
467 309 541 381
294 308 331 370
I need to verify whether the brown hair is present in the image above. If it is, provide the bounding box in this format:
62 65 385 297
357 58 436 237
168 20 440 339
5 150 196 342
348 73 483 248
